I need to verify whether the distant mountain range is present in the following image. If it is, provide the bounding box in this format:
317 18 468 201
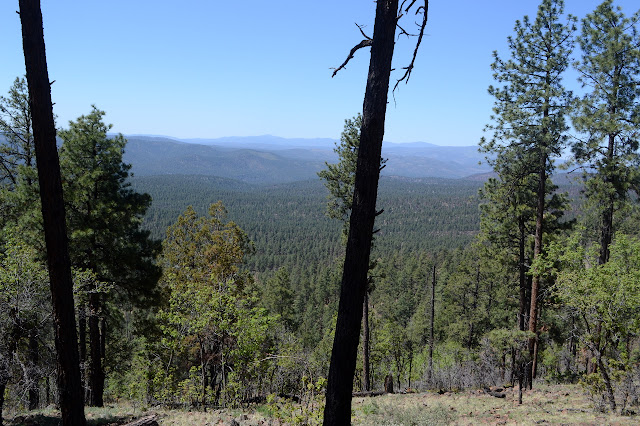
122 135 492 184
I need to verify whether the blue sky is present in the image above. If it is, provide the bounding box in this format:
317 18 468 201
1 1 637 146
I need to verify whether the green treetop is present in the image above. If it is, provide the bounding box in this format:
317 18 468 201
571 0 640 264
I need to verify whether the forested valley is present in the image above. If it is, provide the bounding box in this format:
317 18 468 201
2 0 640 425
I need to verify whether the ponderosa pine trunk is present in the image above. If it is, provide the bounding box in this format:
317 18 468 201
598 133 616 266
18 1 86 424
518 219 527 332
428 264 435 384
323 1 397 423
78 304 87 400
362 290 371 392
0 382 5 426
88 293 104 407
528 150 547 385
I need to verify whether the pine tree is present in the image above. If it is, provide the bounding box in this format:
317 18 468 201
482 0 575 383
317 114 362 240
264 267 296 330
571 0 640 265
0 79 44 412
58 106 161 407
0 77 34 189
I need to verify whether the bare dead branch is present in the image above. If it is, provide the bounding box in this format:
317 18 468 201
397 23 416 38
401 0 417 13
331 39 373 78
356 23 372 40
393 0 429 93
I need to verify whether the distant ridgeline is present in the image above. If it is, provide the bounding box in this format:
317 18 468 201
122 135 493 183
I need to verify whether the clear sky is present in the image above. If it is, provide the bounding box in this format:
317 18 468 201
1 1 638 146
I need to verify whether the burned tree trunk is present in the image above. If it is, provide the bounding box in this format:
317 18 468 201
323 1 398 423
18 1 86 424
362 290 371 392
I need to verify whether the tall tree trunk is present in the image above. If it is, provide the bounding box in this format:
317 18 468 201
28 325 40 410
428 264 435 384
0 381 6 426
88 293 104 407
467 265 480 349
18 1 86 424
518 219 527 332
362 290 371 392
598 133 616 265
528 151 547 385
323 1 397 423
78 304 87 401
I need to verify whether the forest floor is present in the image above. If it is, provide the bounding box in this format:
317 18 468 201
4 383 639 425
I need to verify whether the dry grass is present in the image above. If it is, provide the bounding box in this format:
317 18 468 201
5 384 639 425
351 384 639 425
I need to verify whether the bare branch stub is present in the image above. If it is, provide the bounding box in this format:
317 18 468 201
331 39 373 78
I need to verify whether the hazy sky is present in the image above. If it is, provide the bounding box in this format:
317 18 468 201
1 1 638 146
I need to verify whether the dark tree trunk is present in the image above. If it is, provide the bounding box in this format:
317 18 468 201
28 325 40 410
18 1 86 424
45 375 50 406
99 317 106 359
595 348 617 412
88 293 104 407
428 265 435 384
518 219 527 332
0 381 5 426
362 290 371 392
528 151 547 386
78 304 87 401
598 133 616 266
467 265 480 350
323 1 398 423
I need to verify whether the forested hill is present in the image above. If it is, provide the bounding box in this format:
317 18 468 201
122 135 492 183
130 175 485 274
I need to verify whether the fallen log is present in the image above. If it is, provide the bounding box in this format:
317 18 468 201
483 387 506 398
352 390 385 397
123 414 159 426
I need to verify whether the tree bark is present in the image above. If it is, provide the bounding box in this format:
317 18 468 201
0 381 5 426
362 290 371 392
528 150 547 385
323 1 397 423
467 265 480 349
78 304 87 400
598 133 616 266
518 219 527 332
18 1 86 424
428 264 435 384
28 324 40 410
88 293 104 407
